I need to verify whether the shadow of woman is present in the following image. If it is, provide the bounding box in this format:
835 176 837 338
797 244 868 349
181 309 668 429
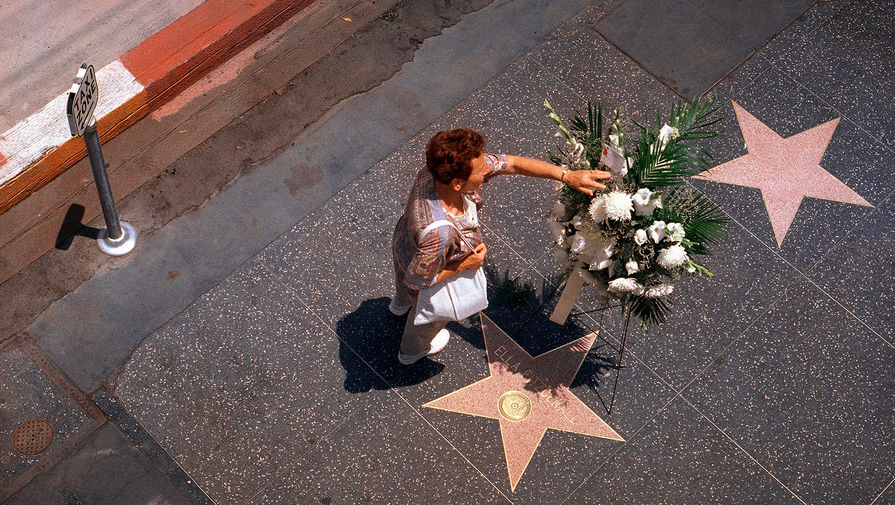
336 297 445 393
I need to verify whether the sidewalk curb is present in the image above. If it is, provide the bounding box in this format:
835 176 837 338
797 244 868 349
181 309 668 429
0 0 314 214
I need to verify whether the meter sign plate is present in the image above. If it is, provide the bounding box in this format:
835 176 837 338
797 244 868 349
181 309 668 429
66 64 98 137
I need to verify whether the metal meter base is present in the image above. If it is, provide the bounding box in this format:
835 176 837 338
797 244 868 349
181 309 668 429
98 221 138 256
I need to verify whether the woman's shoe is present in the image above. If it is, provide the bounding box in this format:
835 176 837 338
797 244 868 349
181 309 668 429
388 299 411 316
397 329 451 365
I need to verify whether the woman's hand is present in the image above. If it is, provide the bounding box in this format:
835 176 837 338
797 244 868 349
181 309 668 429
564 169 611 196
460 243 487 271
435 243 487 284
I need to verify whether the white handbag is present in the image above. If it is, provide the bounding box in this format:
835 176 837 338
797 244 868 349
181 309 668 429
413 216 489 326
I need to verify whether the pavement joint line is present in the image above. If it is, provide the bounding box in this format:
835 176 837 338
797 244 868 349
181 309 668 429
558 392 680 505
771 60 895 157
94 388 217 505
674 277 796 399
0 419 107 504
16 334 106 421
801 275 894 349
255 260 515 503
239 401 363 505
869 476 895 505
683 179 891 349
680 396 810 505
586 25 687 100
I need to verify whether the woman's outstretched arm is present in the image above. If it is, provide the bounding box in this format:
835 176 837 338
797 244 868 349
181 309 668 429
504 155 610 196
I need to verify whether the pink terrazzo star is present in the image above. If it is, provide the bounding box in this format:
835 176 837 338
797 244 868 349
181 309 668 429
423 314 623 492
694 100 872 246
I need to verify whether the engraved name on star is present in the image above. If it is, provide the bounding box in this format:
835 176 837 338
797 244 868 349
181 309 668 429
694 101 872 246
423 314 623 492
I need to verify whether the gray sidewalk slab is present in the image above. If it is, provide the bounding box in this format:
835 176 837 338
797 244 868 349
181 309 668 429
774 0 895 151
809 192 895 346
684 280 895 504
7 423 192 505
247 391 510 505
565 397 804 504
113 259 387 505
0 343 91 497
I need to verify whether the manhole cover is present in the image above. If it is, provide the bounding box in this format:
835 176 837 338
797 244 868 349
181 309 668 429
498 391 532 421
12 419 54 456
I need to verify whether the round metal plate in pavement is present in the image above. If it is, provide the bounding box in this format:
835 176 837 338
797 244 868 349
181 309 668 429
12 418 54 456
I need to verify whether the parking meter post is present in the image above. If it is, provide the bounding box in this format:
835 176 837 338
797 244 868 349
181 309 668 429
83 119 122 240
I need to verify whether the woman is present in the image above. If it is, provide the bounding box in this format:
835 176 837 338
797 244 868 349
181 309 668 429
391 128 608 365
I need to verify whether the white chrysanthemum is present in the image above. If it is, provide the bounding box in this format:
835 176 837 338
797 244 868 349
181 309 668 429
625 260 640 275
657 244 688 270
587 197 607 223
604 191 634 221
644 284 674 298
634 229 648 246
648 220 667 243
665 222 685 242
607 277 645 296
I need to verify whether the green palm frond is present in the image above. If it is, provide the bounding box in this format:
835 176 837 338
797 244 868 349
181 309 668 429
657 188 730 255
627 295 672 327
628 97 722 188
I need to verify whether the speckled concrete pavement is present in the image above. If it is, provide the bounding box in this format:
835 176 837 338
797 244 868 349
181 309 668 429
3 0 894 503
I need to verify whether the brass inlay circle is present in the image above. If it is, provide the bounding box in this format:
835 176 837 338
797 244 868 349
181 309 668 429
498 391 532 421
12 418 54 456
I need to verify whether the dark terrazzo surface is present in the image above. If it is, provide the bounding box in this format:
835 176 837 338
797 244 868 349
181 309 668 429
565 398 804 504
7 424 192 505
684 280 895 505
692 63 888 272
94 0 894 503
0 344 90 491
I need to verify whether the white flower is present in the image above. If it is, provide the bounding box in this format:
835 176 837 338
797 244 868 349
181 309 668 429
632 188 660 216
644 284 674 298
657 123 679 149
608 133 620 147
665 222 685 242
632 188 662 216
589 191 633 222
625 260 639 275
548 220 566 243
634 229 648 245
685 261 696 274
585 237 616 271
657 244 689 270
607 277 644 296
571 142 586 161
648 221 667 243
588 198 607 223
552 201 568 221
